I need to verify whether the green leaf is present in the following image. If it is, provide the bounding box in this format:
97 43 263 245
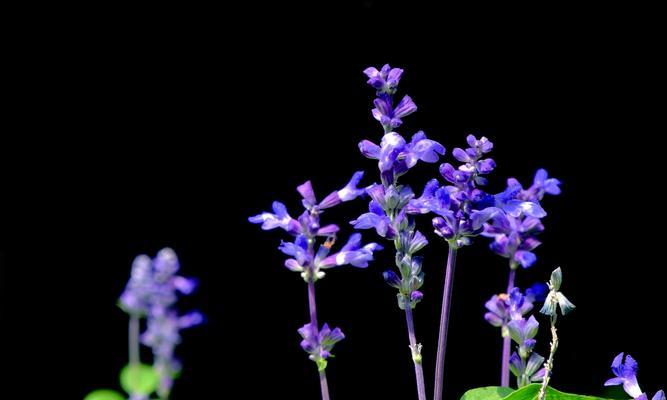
501 384 613 400
84 389 125 400
120 363 159 396
460 385 617 400
460 386 515 400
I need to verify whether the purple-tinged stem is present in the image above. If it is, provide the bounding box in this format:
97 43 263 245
501 267 516 387
404 305 427 400
129 314 140 366
433 245 458 400
307 277 330 400
319 371 330 400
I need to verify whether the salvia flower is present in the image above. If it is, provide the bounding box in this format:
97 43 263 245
484 288 534 336
122 248 202 399
250 172 381 281
359 131 445 186
298 322 345 371
363 64 403 94
508 315 540 358
604 353 664 400
482 169 560 269
509 351 546 387
407 134 502 249
119 255 154 315
540 267 576 316
355 66 447 310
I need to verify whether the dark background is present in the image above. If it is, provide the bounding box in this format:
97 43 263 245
1 2 665 399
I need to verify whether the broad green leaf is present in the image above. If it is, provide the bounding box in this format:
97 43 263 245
501 384 614 400
120 363 159 396
460 386 515 400
84 389 125 400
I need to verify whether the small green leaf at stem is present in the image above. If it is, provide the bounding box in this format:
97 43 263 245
120 363 159 396
84 389 125 400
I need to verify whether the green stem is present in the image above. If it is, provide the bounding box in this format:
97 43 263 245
538 315 558 400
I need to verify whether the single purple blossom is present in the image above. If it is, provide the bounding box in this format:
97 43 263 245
317 233 383 269
363 64 404 94
319 171 366 209
248 201 301 234
604 353 643 398
371 95 417 130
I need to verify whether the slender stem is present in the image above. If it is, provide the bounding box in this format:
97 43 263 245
501 267 517 387
319 371 330 400
308 278 319 327
538 315 559 400
307 277 331 400
403 304 427 400
129 314 140 366
507 268 516 293
433 245 458 400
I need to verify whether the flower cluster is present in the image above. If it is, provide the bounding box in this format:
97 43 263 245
407 135 504 249
249 172 382 281
484 287 534 337
355 65 445 309
486 288 546 387
298 322 346 372
120 248 203 399
363 65 416 131
604 353 665 400
483 169 560 269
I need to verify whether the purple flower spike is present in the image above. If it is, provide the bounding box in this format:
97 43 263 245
604 353 643 398
119 248 202 399
482 168 560 270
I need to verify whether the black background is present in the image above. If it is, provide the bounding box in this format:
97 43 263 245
1 2 665 399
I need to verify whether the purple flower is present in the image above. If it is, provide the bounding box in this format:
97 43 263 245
604 353 644 398
481 169 560 269
371 95 417 129
508 315 539 357
484 288 534 330
406 135 501 249
251 174 379 281
317 233 383 269
519 169 561 201
351 183 417 239
120 248 202 399
359 131 444 184
509 351 546 386
319 171 366 209
248 201 301 234
298 322 345 370
119 255 154 315
363 64 404 94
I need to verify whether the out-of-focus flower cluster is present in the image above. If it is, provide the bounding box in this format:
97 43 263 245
120 248 203 398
